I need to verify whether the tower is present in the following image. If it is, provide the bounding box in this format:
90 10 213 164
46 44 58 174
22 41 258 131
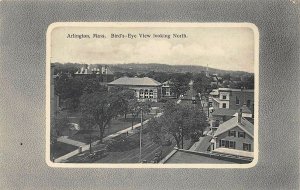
206 64 209 77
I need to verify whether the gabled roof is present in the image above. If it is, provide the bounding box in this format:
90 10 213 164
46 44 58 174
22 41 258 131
108 77 162 87
209 89 219 96
238 104 252 114
212 108 237 116
162 80 172 86
214 116 254 138
212 105 252 117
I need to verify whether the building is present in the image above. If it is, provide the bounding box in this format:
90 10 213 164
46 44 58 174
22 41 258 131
211 88 254 112
210 110 254 157
74 64 114 83
160 148 252 164
161 80 175 98
210 75 223 88
210 105 254 134
211 104 253 123
107 77 162 102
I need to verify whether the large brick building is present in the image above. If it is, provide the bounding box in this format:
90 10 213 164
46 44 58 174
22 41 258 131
107 77 162 102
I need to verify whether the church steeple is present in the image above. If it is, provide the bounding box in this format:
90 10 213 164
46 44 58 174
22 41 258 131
206 64 209 77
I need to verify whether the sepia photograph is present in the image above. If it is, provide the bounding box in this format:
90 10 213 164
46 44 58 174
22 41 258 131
46 23 259 168
2 1 299 189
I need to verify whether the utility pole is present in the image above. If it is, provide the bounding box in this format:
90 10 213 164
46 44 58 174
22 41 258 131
180 127 184 149
89 133 92 154
139 108 143 162
181 132 184 149
207 106 210 118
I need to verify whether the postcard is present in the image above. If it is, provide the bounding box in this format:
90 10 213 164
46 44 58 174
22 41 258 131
46 22 259 168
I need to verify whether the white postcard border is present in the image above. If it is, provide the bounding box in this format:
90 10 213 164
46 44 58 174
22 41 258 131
46 22 259 168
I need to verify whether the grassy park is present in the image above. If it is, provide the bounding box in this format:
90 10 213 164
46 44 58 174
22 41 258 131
51 142 78 159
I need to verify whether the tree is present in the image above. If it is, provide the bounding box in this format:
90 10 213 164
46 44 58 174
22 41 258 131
108 86 136 118
147 118 166 145
82 78 107 94
128 99 152 129
192 73 211 96
55 75 84 110
79 114 98 153
222 73 231 81
80 90 130 143
169 73 191 98
242 74 254 89
148 103 208 149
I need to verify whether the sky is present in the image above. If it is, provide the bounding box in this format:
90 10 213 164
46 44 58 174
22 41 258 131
50 25 256 73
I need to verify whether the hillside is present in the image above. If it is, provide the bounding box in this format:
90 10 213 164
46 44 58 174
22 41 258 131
109 63 251 76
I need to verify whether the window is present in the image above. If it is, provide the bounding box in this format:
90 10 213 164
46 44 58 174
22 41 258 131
139 89 144 98
220 140 236 149
229 141 236 149
215 120 220 127
243 143 251 151
222 95 227 100
149 90 154 98
236 96 240 105
222 103 226 108
247 100 251 107
228 130 236 137
225 141 229 148
238 132 246 138
144 90 149 98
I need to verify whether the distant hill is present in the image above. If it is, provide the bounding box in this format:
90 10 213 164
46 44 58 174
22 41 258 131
109 63 251 76
51 62 252 76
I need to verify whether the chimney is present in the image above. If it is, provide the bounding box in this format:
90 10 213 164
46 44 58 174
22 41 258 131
238 108 242 123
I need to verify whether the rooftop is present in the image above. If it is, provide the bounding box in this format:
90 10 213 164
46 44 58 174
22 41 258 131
212 105 252 117
75 65 113 75
214 116 254 137
163 150 236 164
238 104 252 114
210 89 219 96
218 88 254 92
108 77 162 87
212 108 237 116
213 148 254 158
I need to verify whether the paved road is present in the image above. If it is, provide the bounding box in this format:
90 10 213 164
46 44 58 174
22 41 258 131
54 113 163 163
93 133 176 163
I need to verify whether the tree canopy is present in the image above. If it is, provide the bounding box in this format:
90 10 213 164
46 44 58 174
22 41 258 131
169 73 192 98
192 73 211 95
79 87 136 143
148 102 208 148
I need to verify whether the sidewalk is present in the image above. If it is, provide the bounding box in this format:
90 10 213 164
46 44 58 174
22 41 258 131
54 113 163 163
57 136 86 147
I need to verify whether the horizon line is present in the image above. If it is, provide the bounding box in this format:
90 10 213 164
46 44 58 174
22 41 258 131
50 62 254 73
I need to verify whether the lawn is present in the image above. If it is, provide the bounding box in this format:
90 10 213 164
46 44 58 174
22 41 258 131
67 113 153 144
51 141 78 159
